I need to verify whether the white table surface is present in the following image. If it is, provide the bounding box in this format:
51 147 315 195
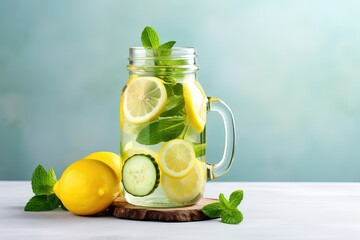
1 181 360 239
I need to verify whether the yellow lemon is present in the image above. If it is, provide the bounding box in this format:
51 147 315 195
122 76 167 124
159 139 195 178
84 151 121 180
161 160 205 203
183 80 207 133
53 159 120 216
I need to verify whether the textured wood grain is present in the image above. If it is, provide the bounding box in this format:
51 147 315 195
111 197 218 222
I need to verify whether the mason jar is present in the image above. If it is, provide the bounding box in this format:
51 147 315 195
120 47 235 207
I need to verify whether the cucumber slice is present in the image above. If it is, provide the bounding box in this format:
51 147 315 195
122 154 160 197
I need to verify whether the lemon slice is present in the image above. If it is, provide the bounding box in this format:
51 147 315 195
162 160 205 203
183 80 207 133
120 75 141 130
159 139 195 178
123 76 167 124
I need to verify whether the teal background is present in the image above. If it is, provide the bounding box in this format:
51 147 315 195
1 0 360 181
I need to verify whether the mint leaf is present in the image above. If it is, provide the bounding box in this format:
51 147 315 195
141 26 160 49
136 117 186 145
221 209 243 224
160 95 185 117
24 194 61 211
140 27 184 76
171 83 183 95
229 190 243 209
219 193 230 208
25 165 64 212
165 83 183 96
201 202 224 218
202 190 244 225
32 165 57 195
156 41 176 57
193 143 206 157
159 41 176 49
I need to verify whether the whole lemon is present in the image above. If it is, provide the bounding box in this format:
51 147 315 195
84 151 121 180
53 159 120 216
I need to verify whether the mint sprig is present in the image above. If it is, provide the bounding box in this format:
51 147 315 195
202 190 244 224
31 165 57 195
141 26 160 48
25 194 61 212
24 165 62 212
136 26 197 145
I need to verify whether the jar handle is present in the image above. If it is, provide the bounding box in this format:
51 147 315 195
206 97 236 180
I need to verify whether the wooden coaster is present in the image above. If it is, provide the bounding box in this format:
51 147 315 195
111 197 218 222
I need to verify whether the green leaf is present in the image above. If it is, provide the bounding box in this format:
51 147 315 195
159 41 176 49
200 190 245 224
141 26 160 49
201 202 224 218
24 194 61 211
229 190 244 209
156 41 176 57
164 83 183 96
193 143 206 157
219 193 230 208
138 27 187 83
160 95 185 117
136 117 186 145
221 209 243 224
32 165 57 195
172 83 183 95
164 83 175 96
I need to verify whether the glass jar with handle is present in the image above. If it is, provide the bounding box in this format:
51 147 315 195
120 47 236 207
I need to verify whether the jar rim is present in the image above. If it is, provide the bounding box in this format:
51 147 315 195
129 47 195 51
129 47 196 57
128 46 198 73
128 46 197 63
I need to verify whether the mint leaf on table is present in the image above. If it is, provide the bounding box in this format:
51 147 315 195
221 209 243 224
24 164 62 212
202 190 244 224
229 190 244 209
24 194 60 212
219 193 231 208
136 116 186 145
202 202 224 218
32 165 57 195
141 26 160 49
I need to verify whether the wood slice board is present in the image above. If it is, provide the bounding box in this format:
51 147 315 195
111 197 218 222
